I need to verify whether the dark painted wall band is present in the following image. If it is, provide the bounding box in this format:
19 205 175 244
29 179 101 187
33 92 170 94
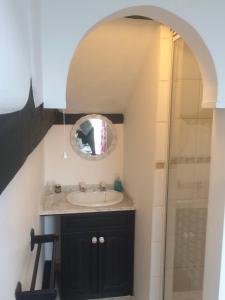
55 112 124 124
0 85 57 194
0 87 123 194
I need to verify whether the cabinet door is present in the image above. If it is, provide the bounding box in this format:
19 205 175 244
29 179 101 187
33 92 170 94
61 232 99 300
99 229 134 298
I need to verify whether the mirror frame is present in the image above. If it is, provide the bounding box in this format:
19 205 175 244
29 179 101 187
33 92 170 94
70 114 117 161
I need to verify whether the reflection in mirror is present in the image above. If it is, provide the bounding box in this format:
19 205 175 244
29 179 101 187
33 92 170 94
71 115 116 160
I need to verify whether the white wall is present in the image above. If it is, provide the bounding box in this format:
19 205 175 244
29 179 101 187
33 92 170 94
67 18 161 114
0 0 45 114
0 141 45 300
40 0 220 110
29 1 43 107
1 1 223 110
44 125 124 185
124 22 159 300
0 0 31 113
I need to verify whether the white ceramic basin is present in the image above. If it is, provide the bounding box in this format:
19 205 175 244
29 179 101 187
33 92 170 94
67 190 123 207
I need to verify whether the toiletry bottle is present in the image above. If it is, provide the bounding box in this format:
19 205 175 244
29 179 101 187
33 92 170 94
114 176 123 192
55 184 62 193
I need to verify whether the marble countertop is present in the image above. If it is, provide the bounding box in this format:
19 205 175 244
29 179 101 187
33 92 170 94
40 188 135 216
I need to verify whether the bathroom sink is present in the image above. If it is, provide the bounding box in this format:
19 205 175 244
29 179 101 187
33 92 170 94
67 190 123 207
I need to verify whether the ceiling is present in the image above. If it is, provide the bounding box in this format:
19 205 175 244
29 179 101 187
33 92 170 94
66 18 159 113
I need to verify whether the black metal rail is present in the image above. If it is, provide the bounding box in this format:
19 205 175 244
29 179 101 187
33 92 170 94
15 229 58 300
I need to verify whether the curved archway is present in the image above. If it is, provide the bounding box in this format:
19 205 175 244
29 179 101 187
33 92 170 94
66 5 218 109
63 7 219 300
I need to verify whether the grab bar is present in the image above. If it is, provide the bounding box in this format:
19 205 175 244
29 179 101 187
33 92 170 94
15 229 58 300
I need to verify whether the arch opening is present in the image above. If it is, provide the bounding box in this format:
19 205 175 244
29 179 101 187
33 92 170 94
64 6 217 300
66 5 218 111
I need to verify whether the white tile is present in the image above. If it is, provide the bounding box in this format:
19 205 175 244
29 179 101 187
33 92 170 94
198 106 213 119
165 203 176 238
198 104 213 119
164 239 175 269
169 163 197 200
150 276 163 300
173 39 201 80
153 169 167 207
151 242 163 277
196 119 212 157
181 42 201 80
155 123 169 161
157 81 171 122
160 26 172 39
159 38 173 81
173 80 201 118
173 291 202 300
172 39 183 81
164 268 174 300
152 207 165 242
164 269 174 300
195 164 210 200
170 119 198 158
197 82 213 118
160 238 165 276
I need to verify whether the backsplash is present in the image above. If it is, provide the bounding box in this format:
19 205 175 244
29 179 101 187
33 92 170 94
45 183 114 194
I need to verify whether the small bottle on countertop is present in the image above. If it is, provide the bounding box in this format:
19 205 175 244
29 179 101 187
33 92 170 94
114 176 123 192
54 184 62 193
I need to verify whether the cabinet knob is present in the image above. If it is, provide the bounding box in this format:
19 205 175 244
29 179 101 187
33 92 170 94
91 237 98 244
99 237 105 244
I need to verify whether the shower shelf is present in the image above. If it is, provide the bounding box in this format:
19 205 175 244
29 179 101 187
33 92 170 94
15 229 58 300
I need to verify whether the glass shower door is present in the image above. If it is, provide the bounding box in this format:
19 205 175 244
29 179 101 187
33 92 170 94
164 38 212 300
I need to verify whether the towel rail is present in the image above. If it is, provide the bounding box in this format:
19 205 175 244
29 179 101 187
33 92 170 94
15 229 58 300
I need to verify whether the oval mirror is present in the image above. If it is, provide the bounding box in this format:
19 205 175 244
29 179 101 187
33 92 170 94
70 114 117 160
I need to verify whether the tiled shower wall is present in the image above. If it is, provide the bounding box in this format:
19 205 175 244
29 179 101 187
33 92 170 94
174 208 207 292
164 39 212 300
150 26 173 300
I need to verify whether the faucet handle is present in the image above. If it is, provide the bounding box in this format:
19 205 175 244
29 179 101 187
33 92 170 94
99 181 107 191
79 181 87 192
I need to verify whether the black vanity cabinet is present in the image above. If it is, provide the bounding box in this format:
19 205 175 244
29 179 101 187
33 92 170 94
61 211 135 300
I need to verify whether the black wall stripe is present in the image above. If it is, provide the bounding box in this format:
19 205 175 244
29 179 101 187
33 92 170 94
0 88 124 194
55 112 124 125
0 85 57 194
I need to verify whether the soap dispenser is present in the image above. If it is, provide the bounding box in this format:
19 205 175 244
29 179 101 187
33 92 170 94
114 176 123 192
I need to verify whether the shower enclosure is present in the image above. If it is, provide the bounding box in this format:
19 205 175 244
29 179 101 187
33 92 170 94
164 38 212 300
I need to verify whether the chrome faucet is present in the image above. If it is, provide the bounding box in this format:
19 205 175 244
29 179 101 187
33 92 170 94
99 181 107 192
79 181 87 192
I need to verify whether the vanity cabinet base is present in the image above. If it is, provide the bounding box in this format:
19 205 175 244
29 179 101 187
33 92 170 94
61 211 135 300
